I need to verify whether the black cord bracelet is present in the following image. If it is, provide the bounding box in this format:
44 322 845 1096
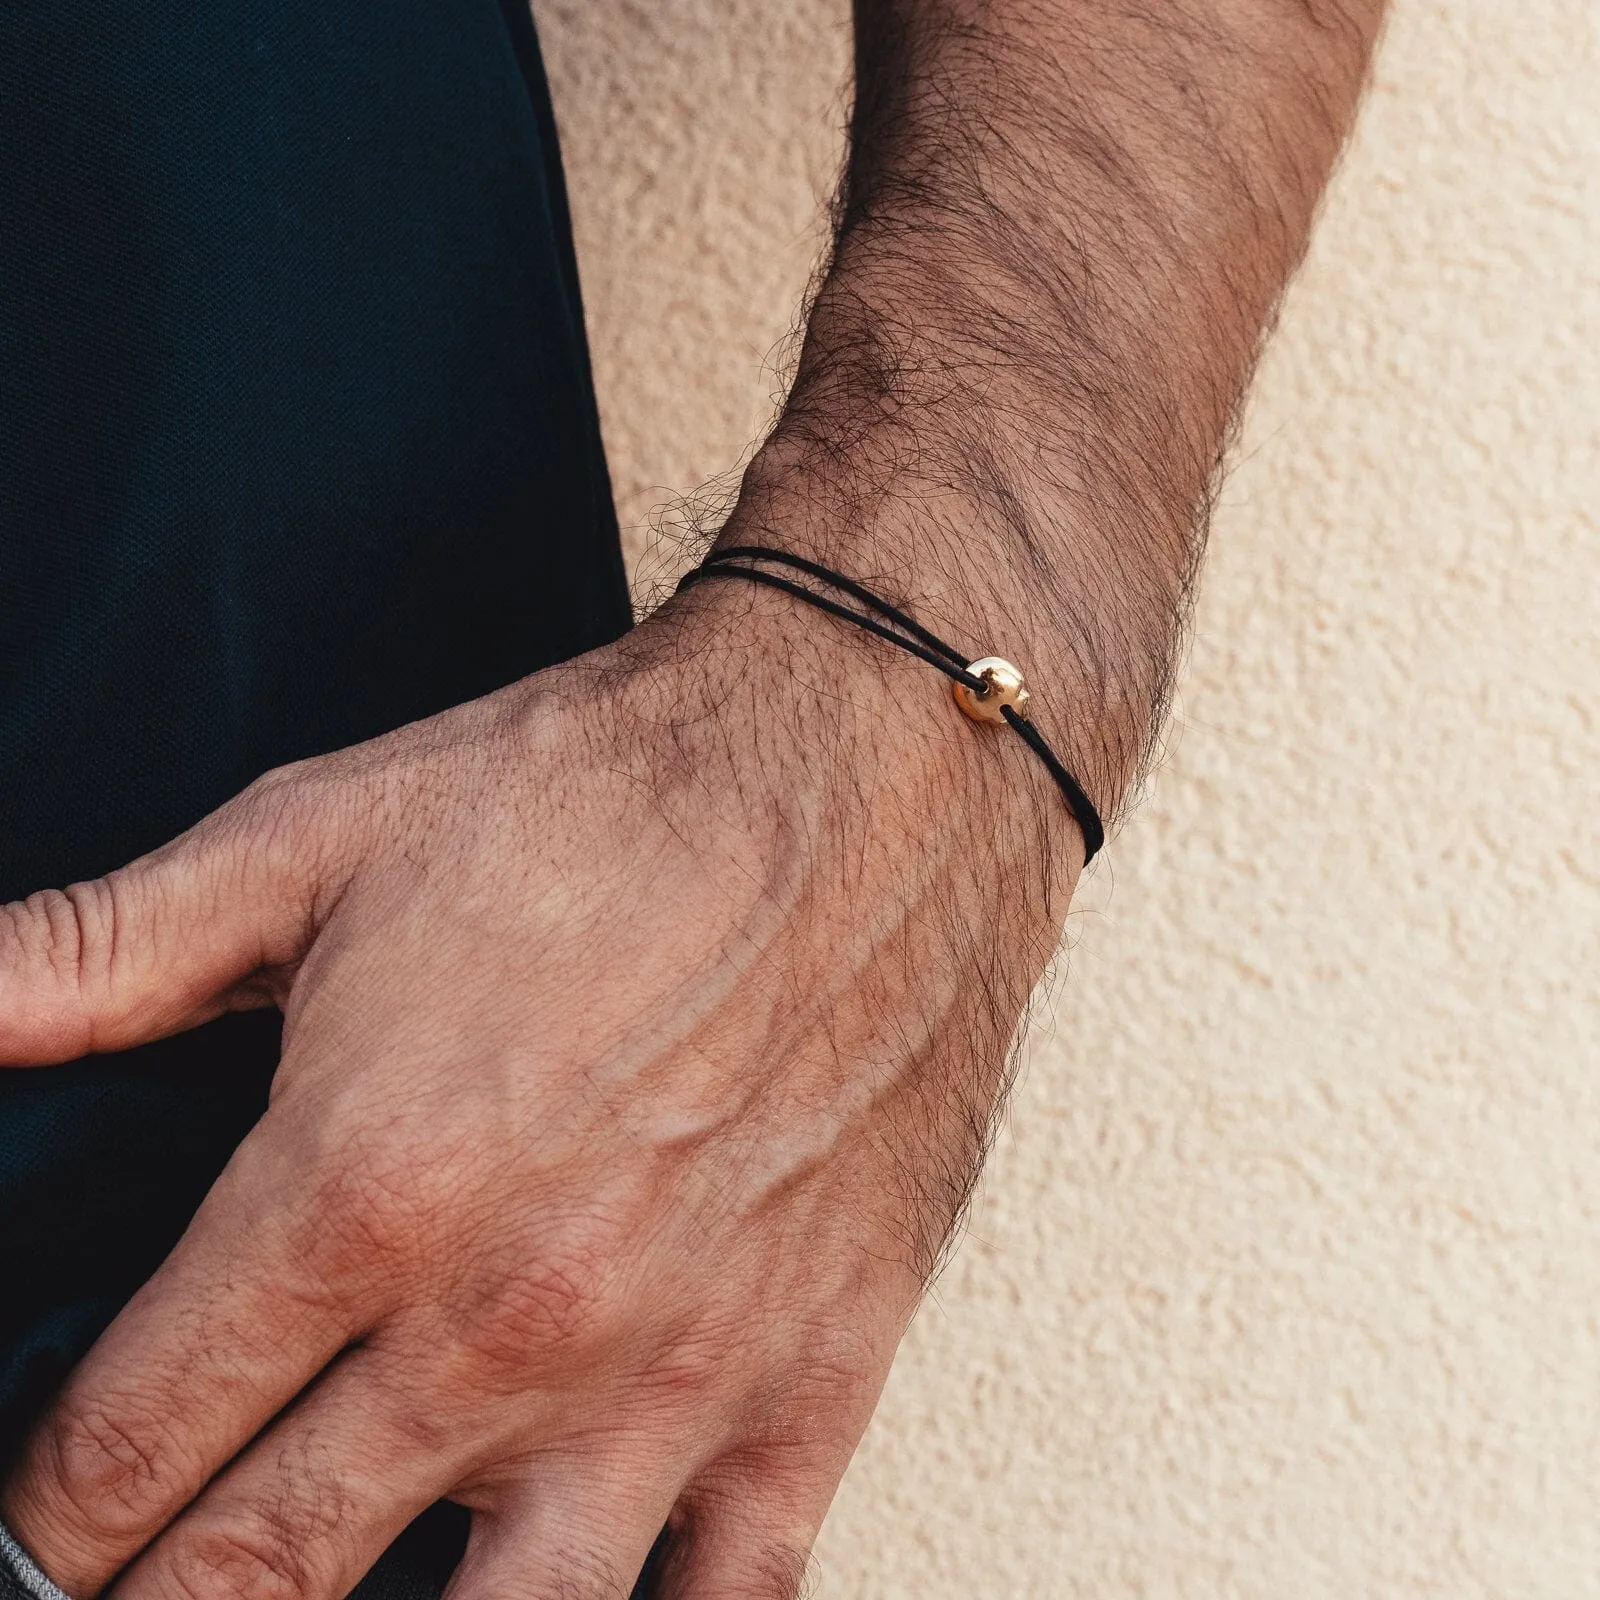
675 544 1105 863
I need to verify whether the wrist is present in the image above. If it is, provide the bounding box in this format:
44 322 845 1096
711 425 1165 820
590 571 1087 915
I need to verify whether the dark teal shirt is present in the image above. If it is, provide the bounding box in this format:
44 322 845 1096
0 2 629 1540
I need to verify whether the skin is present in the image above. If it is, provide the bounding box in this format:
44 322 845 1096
0 1 1386 1595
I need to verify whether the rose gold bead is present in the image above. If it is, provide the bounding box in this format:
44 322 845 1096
953 656 1029 725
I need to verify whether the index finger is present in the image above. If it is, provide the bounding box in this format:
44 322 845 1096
1 1129 365 1598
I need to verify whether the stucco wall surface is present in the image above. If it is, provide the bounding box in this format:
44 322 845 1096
534 1 1600 1593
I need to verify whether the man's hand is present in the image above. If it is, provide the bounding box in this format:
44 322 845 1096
0 588 1071 1598
0 0 1386 1593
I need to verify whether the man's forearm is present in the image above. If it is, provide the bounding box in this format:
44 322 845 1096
734 0 1385 813
0 10 1393 1595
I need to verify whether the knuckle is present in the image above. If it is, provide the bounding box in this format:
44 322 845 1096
158 1524 313 1600
289 1116 488 1300
229 759 364 885
462 1230 623 1376
299 1147 428 1284
229 769 315 862
787 1325 877 1416
40 1395 197 1540
634 1319 742 1411
231 759 325 834
480 1254 610 1360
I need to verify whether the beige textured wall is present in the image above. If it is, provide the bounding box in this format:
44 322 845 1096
535 1 1600 1593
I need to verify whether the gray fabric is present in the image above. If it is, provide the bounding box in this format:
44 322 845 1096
0 1524 70 1600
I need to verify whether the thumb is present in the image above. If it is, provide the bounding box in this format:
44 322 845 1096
0 768 349 1065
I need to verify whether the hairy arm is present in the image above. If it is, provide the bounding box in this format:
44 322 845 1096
0 4 1383 1598
755 0 1380 803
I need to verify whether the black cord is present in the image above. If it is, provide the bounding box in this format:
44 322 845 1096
680 563 987 691
676 545 1106 863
